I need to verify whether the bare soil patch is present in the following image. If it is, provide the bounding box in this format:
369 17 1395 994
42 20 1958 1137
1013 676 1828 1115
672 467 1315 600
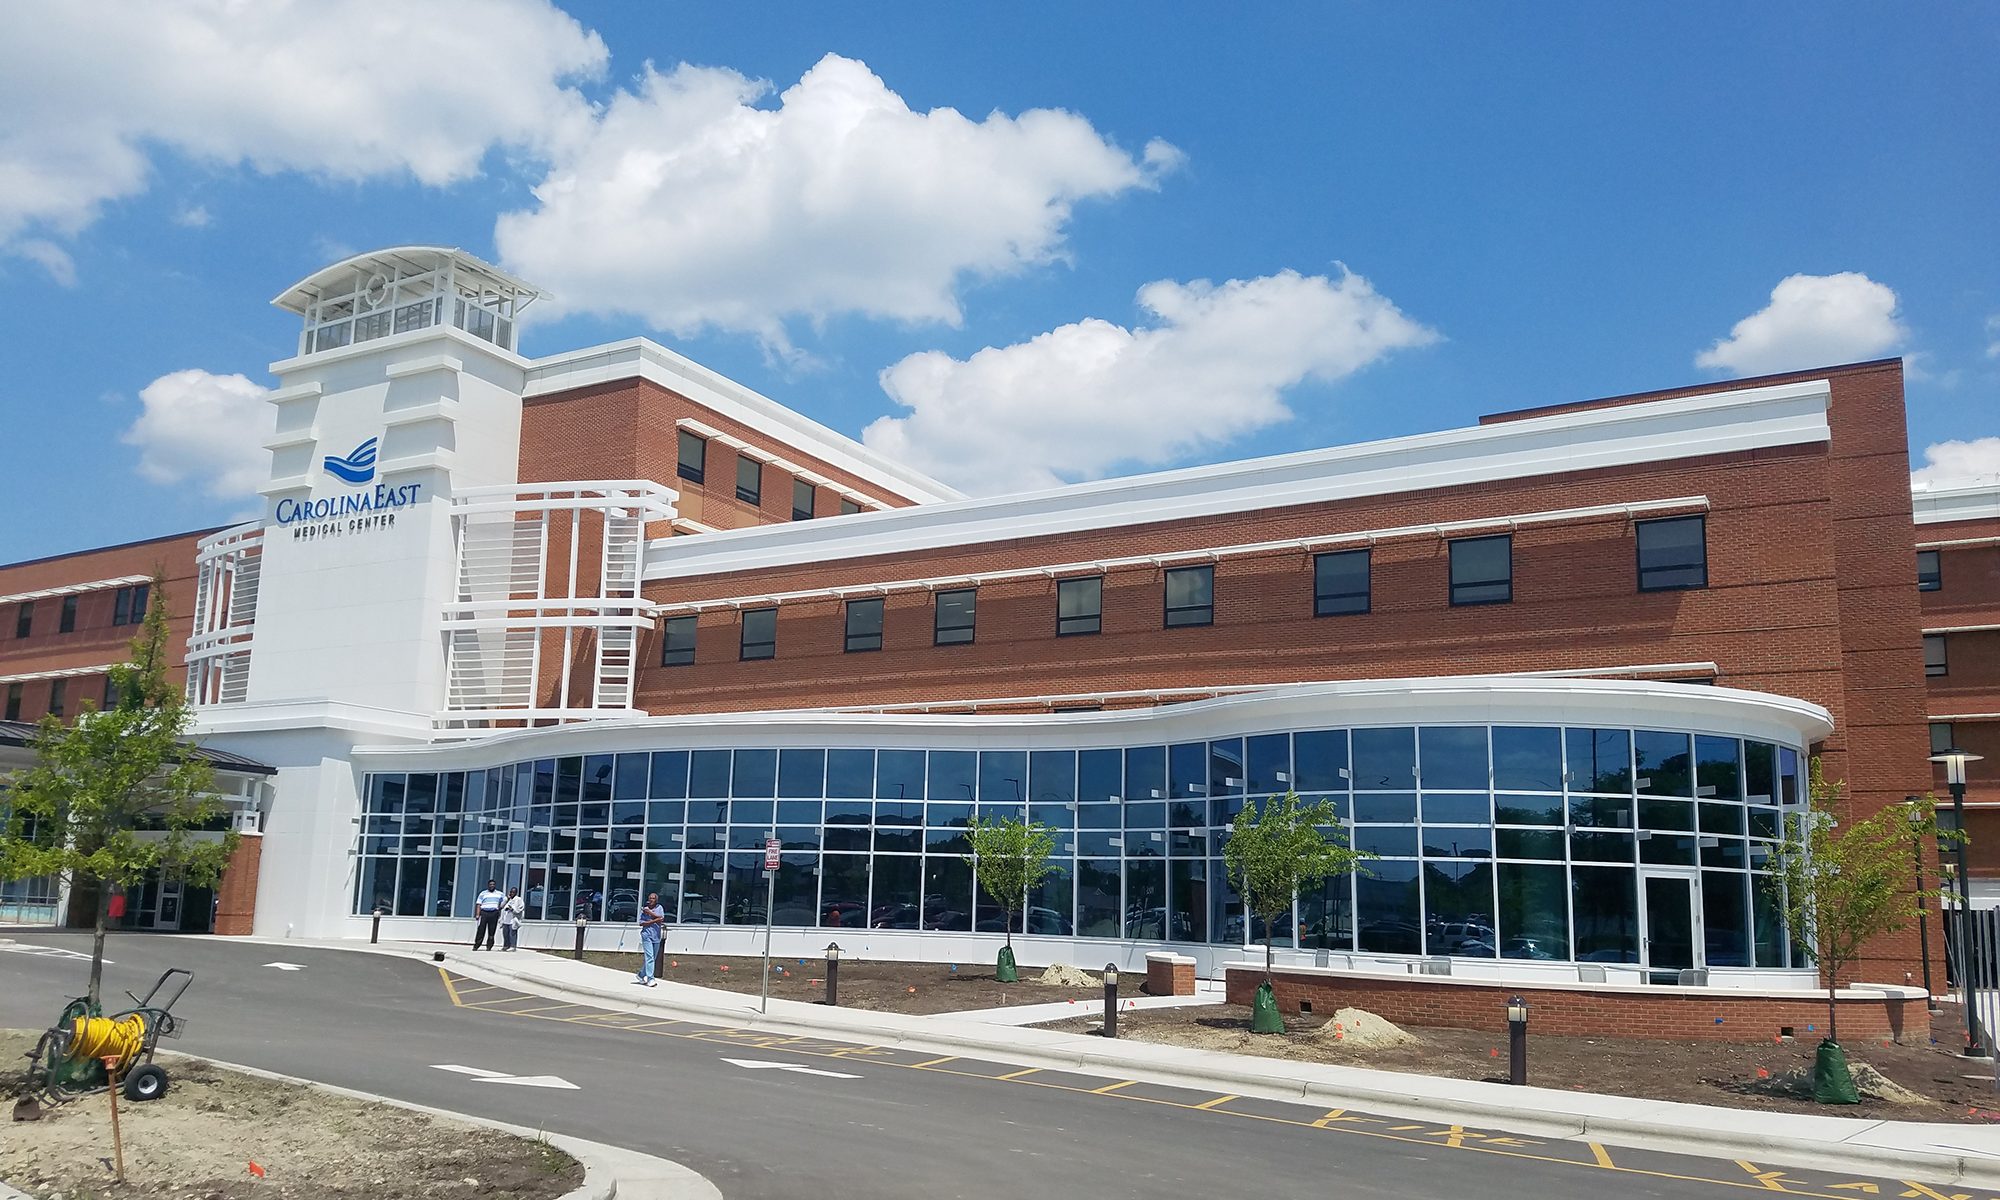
1034 1005 1998 1123
577 950 1102 1015
0 1029 581 1199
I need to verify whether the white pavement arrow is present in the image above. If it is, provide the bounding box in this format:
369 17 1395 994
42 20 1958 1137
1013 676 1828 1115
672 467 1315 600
264 962 307 971
719 1058 861 1079
431 1064 579 1090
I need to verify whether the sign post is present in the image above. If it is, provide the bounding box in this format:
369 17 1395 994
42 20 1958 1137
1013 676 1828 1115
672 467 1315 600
760 835 781 1013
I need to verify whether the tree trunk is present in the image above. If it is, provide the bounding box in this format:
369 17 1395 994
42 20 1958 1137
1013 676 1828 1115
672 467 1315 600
89 874 109 1011
1826 971 1838 1044
1263 927 1273 984
1005 909 1013 953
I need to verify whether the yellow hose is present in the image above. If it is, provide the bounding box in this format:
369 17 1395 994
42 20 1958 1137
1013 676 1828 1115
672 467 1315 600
66 1015 147 1070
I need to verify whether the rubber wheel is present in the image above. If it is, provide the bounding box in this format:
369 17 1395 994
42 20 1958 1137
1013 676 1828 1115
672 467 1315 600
123 1064 168 1102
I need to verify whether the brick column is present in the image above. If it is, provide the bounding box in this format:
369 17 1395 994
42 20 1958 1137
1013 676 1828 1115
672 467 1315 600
213 832 262 936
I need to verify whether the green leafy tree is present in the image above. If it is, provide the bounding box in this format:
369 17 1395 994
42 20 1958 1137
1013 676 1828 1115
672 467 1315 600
1224 791 1376 983
0 575 237 1009
1767 760 1955 1048
964 815 1059 976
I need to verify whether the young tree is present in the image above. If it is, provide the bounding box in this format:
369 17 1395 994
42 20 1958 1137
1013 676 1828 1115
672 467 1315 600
0 575 237 1009
1224 791 1377 985
1766 760 1954 1099
963 814 1059 982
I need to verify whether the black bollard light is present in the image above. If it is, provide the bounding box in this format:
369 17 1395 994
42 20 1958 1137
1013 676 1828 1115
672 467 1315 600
825 941 842 1008
574 913 587 960
1507 995 1529 1086
1103 963 1119 1039
370 906 383 945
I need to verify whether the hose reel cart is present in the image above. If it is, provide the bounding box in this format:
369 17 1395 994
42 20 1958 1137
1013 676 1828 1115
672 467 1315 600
11 967 193 1121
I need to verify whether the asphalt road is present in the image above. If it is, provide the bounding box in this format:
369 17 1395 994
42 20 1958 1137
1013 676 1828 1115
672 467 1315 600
0 931 1933 1200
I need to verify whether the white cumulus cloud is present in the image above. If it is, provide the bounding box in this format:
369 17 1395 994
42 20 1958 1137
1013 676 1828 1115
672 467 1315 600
123 369 274 499
0 0 605 273
1911 438 2000 492
1986 314 2000 359
861 268 1438 494
1695 272 1908 377
496 53 1177 352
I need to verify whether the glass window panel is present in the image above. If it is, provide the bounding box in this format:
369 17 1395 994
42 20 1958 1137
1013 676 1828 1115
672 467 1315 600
1496 828 1564 860
740 607 777 660
1244 734 1290 796
1639 798 1694 831
555 757 583 805
684 825 723 850
1030 750 1076 805
1168 742 1207 798
927 750 976 801
1572 866 1639 963
1636 515 1707 590
1700 803 1745 836
660 614 697 666
612 754 649 801
687 797 727 824
777 826 820 850
1169 859 1209 941
727 798 774 826
1701 838 1746 869
1030 802 1074 831
1753 876 1786 967
1313 548 1370 616
406 773 438 814
1078 749 1121 803
844 598 884 653
925 802 972 828
1695 736 1741 800
1126 828 1165 857
1425 862 1495 955
1299 868 1354 950
934 588 976 646
877 749 925 800
1747 807 1780 839
770 853 818 926
1702 871 1750 966
1124 746 1166 800
1354 826 1418 857
734 453 762 504
777 749 825 798
1565 728 1632 794
648 751 687 799
827 749 874 798
819 855 869 927
1634 731 1693 797
871 856 921 928
1163 565 1214 628
1123 801 1165 829
1420 726 1488 790
979 751 1027 805
1074 802 1119 830
1124 860 1167 938
732 749 777 797
1492 727 1563 792
1214 865 1251 947
1571 831 1634 863
1498 863 1567 960
1293 730 1348 792
1448 534 1512 605
923 857 973 931
1354 793 1416 823
874 826 921 852
1421 794 1491 824
1352 727 1415 789
1422 825 1492 858
1495 793 1564 826
689 750 731 797
927 826 971 854
1208 738 1245 796
1778 748 1801 805
1569 796 1632 828
823 799 870 826
1076 859 1121 937
973 867 1022 935
1639 833 1698 866
823 826 869 852
1056 576 1102 636
1355 861 1422 954
1744 742 1776 802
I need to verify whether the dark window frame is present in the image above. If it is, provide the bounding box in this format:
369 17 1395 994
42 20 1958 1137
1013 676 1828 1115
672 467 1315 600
660 615 697 667
844 598 885 653
1163 565 1214 628
1917 549 1942 592
102 673 119 710
1930 722 1955 755
47 679 65 719
1924 632 1947 677
58 594 78 633
1056 577 1102 637
1448 534 1513 606
734 455 763 505
792 479 816 522
740 608 777 661
1314 548 1371 616
1635 515 1708 592
676 431 707 484
15 601 32 639
934 588 976 646
3 682 20 721
839 498 863 516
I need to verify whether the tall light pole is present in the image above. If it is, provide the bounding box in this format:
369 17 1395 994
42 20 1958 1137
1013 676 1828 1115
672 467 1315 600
1906 797 1938 1014
1931 747 1986 1056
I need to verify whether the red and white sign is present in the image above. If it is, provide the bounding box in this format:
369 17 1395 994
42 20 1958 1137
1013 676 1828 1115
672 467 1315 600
764 838 782 870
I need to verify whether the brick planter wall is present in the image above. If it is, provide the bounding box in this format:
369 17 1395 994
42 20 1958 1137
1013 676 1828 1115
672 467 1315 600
1145 952 1196 996
1223 964 1920 1044
213 833 262 936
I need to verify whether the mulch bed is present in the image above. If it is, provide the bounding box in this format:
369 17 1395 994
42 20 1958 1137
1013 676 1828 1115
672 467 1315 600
575 950 1104 1015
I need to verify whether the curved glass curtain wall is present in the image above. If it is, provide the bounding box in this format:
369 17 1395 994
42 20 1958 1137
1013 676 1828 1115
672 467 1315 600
354 724 1806 970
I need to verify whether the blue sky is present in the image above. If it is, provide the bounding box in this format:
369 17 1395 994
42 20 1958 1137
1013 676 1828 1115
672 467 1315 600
1 2 1995 562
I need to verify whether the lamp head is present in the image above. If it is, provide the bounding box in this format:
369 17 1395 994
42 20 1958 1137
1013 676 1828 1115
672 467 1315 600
826 941 842 961
1930 747 1984 787
1506 995 1528 1024
1104 963 1118 986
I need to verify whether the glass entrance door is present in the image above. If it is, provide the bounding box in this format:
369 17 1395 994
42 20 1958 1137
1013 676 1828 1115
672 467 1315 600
1641 873 1699 984
153 879 183 930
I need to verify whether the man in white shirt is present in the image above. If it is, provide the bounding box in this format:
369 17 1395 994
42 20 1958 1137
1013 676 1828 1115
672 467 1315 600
473 880 505 951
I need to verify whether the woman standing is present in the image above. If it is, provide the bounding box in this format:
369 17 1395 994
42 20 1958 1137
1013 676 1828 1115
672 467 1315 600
500 886 525 951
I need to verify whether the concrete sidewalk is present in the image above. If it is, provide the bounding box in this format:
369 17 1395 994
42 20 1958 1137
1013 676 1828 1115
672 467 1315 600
259 936 2000 1189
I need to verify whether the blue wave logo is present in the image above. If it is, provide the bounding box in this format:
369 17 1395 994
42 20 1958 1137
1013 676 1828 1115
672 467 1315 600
323 437 378 485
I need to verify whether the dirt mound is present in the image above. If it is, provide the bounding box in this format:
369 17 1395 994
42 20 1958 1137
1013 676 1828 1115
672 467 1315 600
1747 1061 1929 1105
1036 963 1098 988
1310 1007 1419 1049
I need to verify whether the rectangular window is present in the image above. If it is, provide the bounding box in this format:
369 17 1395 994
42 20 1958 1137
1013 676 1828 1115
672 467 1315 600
1449 534 1512 606
1931 722 1955 755
660 615 697 666
48 679 65 719
15 601 31 639
792 479 816 521
1056 577 1102 636
3 682 20 721
839 498 862 516
1924 633 1947 677
734 455 762 505
128 584 149 624
844 598 884 653
1314 548 1370 616
102 673 119 710
934 588 976 645
58 594 78 633
113 587 132 626
1636 515 1707 591
676 431 706 484
1918 549 1942 592
740 608 776 661
1163 565 1214 628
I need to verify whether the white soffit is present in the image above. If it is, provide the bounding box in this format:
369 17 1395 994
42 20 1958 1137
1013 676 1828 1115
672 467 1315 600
644 378 1832 583
1913 483 2000 526
523 338 962 505
0 575 149 607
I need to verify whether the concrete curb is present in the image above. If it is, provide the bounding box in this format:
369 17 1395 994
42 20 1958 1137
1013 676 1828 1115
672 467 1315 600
157 1050 723 1200
360 939 2000 1190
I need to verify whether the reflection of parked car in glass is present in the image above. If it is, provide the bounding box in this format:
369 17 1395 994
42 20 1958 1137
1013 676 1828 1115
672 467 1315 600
871 903 921 929
1502 937 1562 960
821 901 866 927
1025 906 1071 936
606 890 640 922
1579 947 1640 963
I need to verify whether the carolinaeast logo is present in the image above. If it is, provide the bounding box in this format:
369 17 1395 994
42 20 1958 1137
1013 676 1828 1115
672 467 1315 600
322 437 379 485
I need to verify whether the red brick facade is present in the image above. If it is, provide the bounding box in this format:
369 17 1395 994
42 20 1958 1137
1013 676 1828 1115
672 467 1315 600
1224 964 1919 1043
213 833 263 936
